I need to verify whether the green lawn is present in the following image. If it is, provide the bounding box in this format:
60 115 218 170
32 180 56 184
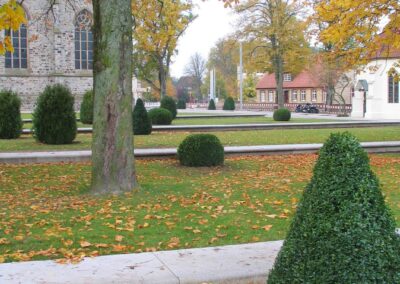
0 154 399 263
0 127 399 152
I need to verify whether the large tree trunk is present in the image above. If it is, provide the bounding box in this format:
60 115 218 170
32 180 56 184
91 0 137 195
274 54 285 108
159 62 167 98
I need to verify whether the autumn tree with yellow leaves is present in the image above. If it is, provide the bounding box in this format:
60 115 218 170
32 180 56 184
0 0 26 54
132 0 195 98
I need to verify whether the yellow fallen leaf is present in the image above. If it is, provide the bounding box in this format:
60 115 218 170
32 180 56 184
262 225 273 231
80 241 91 248
115 235 124 242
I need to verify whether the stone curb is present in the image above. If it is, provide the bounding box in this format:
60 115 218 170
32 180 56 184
1 142 400 164
20 121 400 134
0 241 283 284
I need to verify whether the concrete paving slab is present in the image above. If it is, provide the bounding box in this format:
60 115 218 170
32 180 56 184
0 252 178 284
155 241 283 284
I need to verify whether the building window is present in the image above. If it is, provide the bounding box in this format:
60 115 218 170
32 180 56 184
268 90 274 102
301 90 306 101
311 90 317 101
283 73 292 82
5 24 28 69
388 76 399 103
322 90 327 103
75 10 93 70
260 91 266 102
291 90 297 101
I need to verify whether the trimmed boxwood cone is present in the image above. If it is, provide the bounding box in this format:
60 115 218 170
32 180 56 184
80 90 94 124
0 90 22 139
133 98 152 135
267 132 400 283
160 96 177 119
208 99 216 110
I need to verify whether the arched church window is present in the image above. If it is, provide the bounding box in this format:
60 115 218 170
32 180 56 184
5 23 28 69
75 10 93 70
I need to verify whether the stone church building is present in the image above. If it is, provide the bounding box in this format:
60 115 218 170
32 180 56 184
0 0 145 110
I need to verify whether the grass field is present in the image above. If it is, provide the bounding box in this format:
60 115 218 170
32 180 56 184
1 154 399 263
0 126 399 152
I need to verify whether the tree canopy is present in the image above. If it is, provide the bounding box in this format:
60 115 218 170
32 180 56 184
0 0 26 54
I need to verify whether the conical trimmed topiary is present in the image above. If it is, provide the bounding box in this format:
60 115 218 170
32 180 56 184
133 98 152 135
80 90 94 124
33 84 77 145
208 99 216 110
177 99 186 109
223 96 235 110
0 90 22 139
267 132 400 283
160 96 177 119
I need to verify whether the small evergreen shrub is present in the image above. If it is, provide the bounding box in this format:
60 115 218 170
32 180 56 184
178 134 224 167
273 108 291 121
160 96 177 119
33 84 77 144
177 99 186 110
208 99 216 110
80 90 94 124
223 97 235 110
0 90 22 139
267 132 400 284
133 98 152 135
148 108 173 125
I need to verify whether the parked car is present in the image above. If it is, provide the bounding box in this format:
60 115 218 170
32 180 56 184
295 103 319 113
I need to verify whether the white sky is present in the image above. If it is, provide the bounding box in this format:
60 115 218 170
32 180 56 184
169 0 238 78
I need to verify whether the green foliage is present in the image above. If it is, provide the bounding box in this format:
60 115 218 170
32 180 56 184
160 96 177 119
273 108 291 121
178 134 224 167
268 132 400 284
223 97 235 110
208 99 216 110
79 90 94 124
133 98 152 135
33 84 77 145
148 108 173 125
244 74 257 99
0 90 22 139
177 99 186 109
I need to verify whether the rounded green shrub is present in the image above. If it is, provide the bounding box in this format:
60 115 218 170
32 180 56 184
33 84 77 144
160 96 177 119
208 99 216 110
178 134 224 167
223 97 235 110
0 90 22 139
80 90 94 124
273 108 291 121
133 98 152 135
177 99 186 110
148 108 173 125
267 132 400 284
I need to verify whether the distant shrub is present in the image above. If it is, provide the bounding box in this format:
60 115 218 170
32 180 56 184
267 132 400 283
80 90 94 124
273 108 291 121
133 98 152 135
223 97 235 110
160 96 177 119
178 134 224 167
33 84 77 144
148 108 173 125
177 99 186 110
0 90 22 139
208 99 216 110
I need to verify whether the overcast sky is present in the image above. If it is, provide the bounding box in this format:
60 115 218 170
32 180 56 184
169 0 238 78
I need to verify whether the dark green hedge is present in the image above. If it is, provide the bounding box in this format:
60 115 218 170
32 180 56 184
160 96 177 119
177 99 186 110
178 134 224 167
80 90 94 124
223 97 235 110
33 84 77 144
133 98 152 135
148 108 173 125
208 99 216 110
267 132 400 283
273 108 291 121
0 90 22 139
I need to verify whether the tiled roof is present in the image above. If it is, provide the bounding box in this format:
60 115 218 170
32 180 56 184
256 70 322 89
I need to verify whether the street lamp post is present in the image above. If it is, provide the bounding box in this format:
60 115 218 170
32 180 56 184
239 41 243 110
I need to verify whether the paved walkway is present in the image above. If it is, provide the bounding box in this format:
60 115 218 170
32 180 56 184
0 241 283 284
1 142 400 164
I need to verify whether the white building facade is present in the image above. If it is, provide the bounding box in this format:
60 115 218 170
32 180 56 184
0 0 144 111
352 57 400 119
